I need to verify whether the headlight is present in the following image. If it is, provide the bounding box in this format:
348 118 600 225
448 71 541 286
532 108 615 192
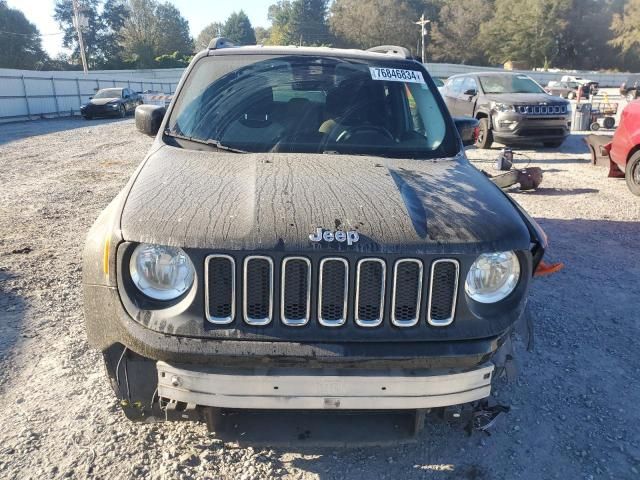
465 251 520 303
491 102 515 113
129 244 195 300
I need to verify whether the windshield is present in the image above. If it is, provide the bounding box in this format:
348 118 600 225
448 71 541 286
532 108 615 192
94 88 122 99
167 54 457 159
479 75 545 94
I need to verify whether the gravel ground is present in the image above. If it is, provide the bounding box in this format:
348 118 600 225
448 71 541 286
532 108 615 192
0 117 639 480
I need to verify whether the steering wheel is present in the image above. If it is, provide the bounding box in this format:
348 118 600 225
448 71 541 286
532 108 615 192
335 125 395 144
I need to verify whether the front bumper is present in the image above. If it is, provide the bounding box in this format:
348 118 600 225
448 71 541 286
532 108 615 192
158 361 494 410
85 285 508 370
81 104 121 117
492 112 570 143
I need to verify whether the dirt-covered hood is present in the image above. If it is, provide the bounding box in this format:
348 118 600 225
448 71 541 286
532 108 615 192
119 146 531 254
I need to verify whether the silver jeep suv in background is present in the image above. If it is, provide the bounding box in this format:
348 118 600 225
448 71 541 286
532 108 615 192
443 72 571 149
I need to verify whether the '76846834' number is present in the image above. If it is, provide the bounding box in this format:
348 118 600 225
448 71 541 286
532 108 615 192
369 67 425 84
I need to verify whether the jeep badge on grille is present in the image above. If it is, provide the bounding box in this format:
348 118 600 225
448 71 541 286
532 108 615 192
309 227 360 245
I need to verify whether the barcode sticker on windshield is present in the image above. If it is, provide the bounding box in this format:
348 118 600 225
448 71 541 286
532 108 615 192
369 67 425 84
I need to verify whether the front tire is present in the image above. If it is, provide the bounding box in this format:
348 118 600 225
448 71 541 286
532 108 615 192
119 105 126 118
475 117 493 149
625 151 640 196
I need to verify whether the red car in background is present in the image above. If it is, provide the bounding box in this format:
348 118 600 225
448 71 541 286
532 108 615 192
596 101 640 196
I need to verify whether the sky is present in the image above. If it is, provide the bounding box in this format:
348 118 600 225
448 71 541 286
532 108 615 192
7 0 273 57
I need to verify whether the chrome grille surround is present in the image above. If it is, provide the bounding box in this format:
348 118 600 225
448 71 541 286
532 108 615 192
280 256 312 326
517 104 567 115
427 259 460 327
204 254 236 324
391 259 423 328
318 257 349 327
243 255 274 325
354 258 386 328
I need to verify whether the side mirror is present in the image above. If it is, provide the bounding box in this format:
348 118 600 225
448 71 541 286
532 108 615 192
88 96 93 100
135 104 166 136
463 88 477 97
453 117 479 147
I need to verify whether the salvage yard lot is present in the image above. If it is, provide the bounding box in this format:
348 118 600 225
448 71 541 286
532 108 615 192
0 118 638 479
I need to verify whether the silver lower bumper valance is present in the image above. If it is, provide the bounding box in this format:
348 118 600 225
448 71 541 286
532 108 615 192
156 362 494 410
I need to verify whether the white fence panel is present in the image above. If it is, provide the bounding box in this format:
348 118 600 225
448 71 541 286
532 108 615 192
1 62 637 123
0 69 180 122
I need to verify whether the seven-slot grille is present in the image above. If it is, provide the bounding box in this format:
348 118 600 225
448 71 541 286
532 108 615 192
205 256 459 328
517 104 567 115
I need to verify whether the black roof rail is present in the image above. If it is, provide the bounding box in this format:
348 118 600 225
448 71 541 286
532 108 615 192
366 45 411 59
208 37 236 50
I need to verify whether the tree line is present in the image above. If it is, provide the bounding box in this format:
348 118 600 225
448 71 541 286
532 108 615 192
2 0 640 72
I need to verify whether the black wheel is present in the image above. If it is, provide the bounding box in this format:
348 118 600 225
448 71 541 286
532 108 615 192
119 105 126 118
625 151 640 196
590 122 600 131
475 117 493 149
603 117 615 129
83 114 92 120
543 140 564 148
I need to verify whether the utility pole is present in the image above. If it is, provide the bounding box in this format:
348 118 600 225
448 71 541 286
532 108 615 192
72 0 89 73
415 14 430 64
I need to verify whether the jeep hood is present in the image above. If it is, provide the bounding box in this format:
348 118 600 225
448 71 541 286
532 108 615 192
119 146 531 254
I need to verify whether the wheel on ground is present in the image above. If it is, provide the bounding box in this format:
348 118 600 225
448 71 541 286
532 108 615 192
625 151 640 196
119 105 126 118
590 122 600 131
475 117 493 149
82 115 92 120
603 117 615 129
543 140 564 148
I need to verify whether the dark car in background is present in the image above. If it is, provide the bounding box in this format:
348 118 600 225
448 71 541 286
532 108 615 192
81 87 142 120
442 72 571 149
620 75 640 102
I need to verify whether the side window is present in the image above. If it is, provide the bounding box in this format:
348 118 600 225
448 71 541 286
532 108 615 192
462 77 478 94
450 77 465 95
122 89 128 98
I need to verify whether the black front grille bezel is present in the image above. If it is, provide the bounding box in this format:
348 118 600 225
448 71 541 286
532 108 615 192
118 243 533 343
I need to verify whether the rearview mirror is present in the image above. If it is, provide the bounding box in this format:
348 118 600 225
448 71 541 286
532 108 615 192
135 104 166 136
463 88 477 97
453 117 479 147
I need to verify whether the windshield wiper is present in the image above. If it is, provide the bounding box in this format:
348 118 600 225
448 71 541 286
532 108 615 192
163 130 247 153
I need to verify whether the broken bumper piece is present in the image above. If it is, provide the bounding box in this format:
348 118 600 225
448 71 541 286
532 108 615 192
157 362 494 410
